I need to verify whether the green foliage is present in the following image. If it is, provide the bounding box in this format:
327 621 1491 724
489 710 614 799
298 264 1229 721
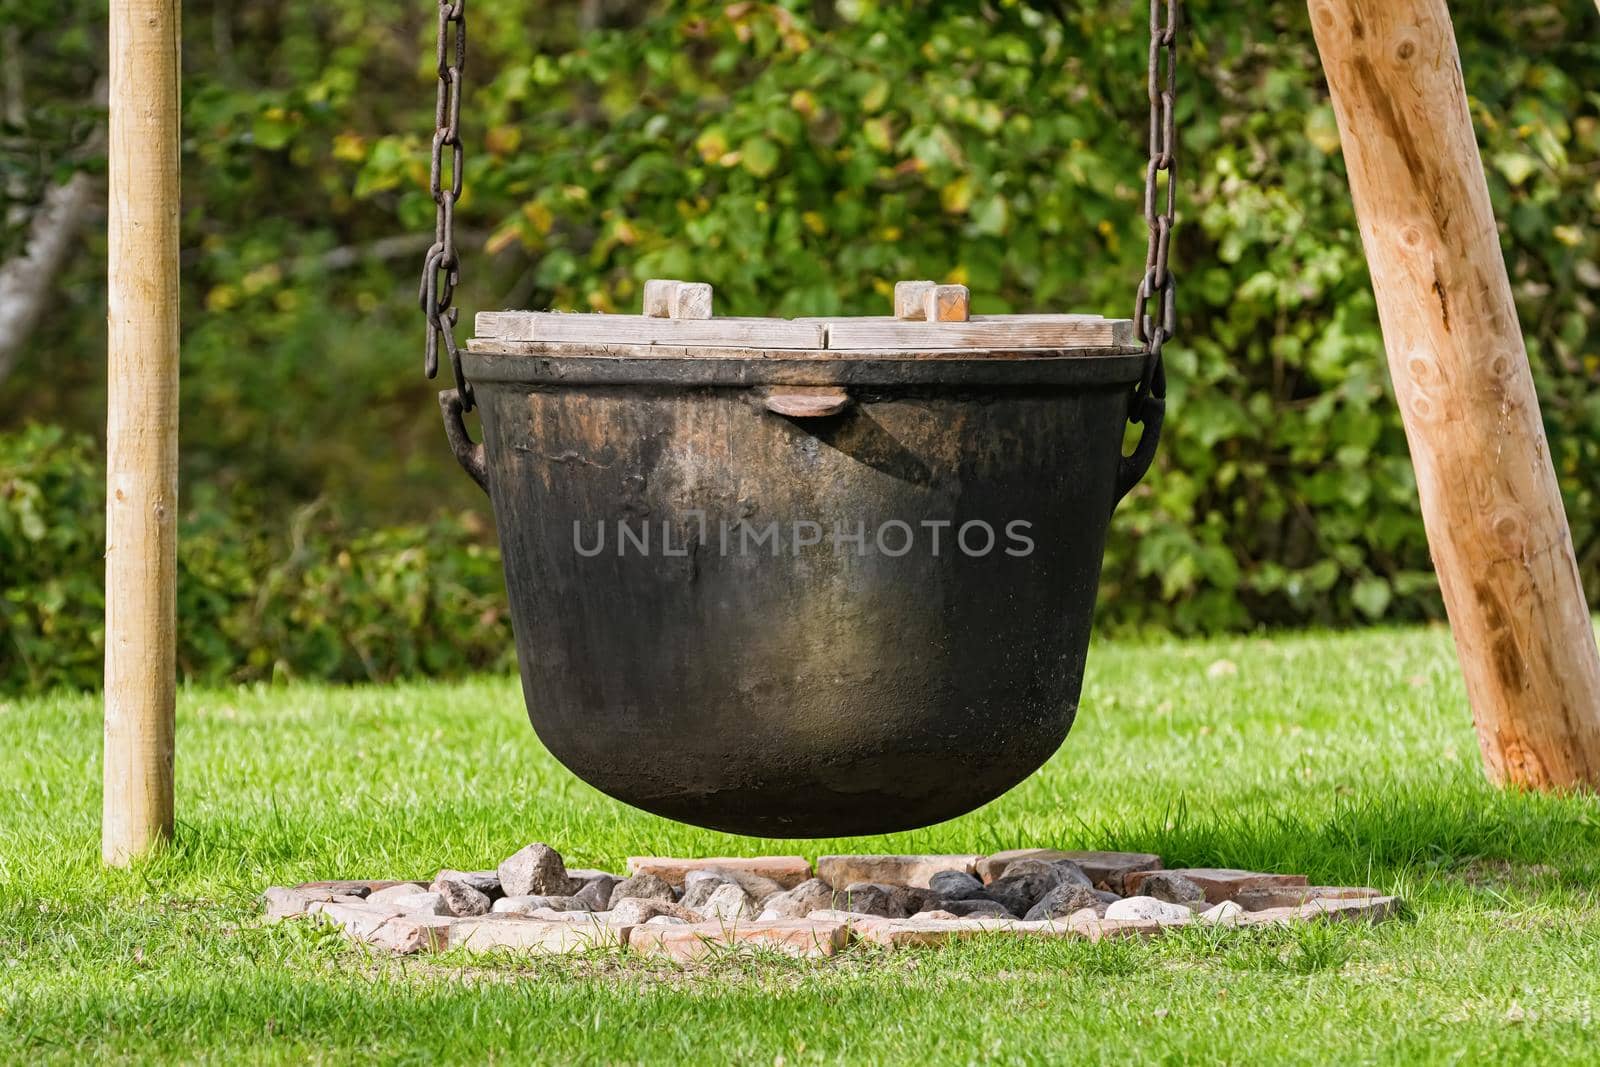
7 0 1600 660
0 426 512 695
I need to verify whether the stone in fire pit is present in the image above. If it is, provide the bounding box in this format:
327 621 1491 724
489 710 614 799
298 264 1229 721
262 843 1402 960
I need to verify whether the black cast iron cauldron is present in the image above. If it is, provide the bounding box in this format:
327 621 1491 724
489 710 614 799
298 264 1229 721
443 334 1157 837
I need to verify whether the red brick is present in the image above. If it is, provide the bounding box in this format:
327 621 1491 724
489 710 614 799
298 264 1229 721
1233 885 1383 911
310 901 453 953
1242 895 1400 927
626 856 813 890
856 917 1079 949
1123 868 1308 904
451 916 628 953
815 855 981 890
629 920 848 962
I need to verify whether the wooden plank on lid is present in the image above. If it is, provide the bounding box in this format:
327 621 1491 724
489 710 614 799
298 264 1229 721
475 311 827 350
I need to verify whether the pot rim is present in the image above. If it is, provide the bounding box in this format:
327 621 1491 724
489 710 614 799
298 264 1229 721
465 342 1146 388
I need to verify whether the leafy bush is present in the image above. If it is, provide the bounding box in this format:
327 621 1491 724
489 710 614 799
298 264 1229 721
1 426 513 695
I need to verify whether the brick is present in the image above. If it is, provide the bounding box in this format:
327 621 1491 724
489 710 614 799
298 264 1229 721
1299 895 1399 923
626 856 813 890
309 900 405 938
364 882 431 906
975 850 1162 891
452 916 629 953
1243 895 1400 927
310 901 454 953
1233 885 1383 912
815 855 982 890
1123 868 1308 905
805 909 892 930
629 920 849 962
1067 917 1165 942
296 880 415 899
262 887 364 920
366 915 456 953
854 917 1064 949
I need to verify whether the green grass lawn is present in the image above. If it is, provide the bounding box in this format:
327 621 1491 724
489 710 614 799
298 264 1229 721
5 624 1600 1064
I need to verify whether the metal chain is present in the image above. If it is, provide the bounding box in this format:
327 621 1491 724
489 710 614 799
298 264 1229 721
420 0 472 411
1132 0 1179 425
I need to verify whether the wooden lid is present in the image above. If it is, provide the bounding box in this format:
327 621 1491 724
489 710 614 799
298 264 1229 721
472 311 1135 355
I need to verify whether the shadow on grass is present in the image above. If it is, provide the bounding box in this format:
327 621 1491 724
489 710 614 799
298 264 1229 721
1085 775 1600 893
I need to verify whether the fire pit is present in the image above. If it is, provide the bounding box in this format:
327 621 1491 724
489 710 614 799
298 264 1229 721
451 283 1161 837
264 843 1401 960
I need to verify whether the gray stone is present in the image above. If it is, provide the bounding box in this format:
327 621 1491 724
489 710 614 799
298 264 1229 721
573 875 619 912
755 878 837 920
986 871 1060 916
889 885 943 917
432 869 502 899
1001 857 1093 889
837 883 898 917
680 870 737 910
1139 871 1207 905
609 897 702 926
927 870 986 901
694 867 786 906
644 915 689 926
1093 889 1122 905
388 891 451 916
497 843 579 898
1233 885 1383 912
431 878 491 917
1104 895 1192 924
701 882 758 922
365 882 430 906
940 898 1016 919
1199 900 1245 925
1025 883 1102 922
608 872 677 909
492 894 590 915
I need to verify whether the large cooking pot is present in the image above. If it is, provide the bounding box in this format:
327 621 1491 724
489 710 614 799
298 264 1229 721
441 335 1157 837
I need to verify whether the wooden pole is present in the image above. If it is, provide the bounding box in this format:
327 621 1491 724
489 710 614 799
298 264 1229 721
1309 0 1600 788
103 0 180 865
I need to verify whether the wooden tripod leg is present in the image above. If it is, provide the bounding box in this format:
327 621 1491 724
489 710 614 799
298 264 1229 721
1310 0 1600 788
104 0 181 865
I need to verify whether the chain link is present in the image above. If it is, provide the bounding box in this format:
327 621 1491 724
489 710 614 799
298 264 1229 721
1131 0 1179 425
420 0 472 411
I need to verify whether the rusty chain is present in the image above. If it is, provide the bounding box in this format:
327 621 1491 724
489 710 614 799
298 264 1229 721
1132 0 1179 426
420 0 472 411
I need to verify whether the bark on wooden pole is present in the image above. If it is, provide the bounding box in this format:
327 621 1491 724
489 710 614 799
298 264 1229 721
1309 0 1600 788
104 0 181 865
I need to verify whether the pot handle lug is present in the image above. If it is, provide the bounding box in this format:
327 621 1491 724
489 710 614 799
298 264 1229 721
1114 396 1163 507
763 386 852 419
439 388 489 493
